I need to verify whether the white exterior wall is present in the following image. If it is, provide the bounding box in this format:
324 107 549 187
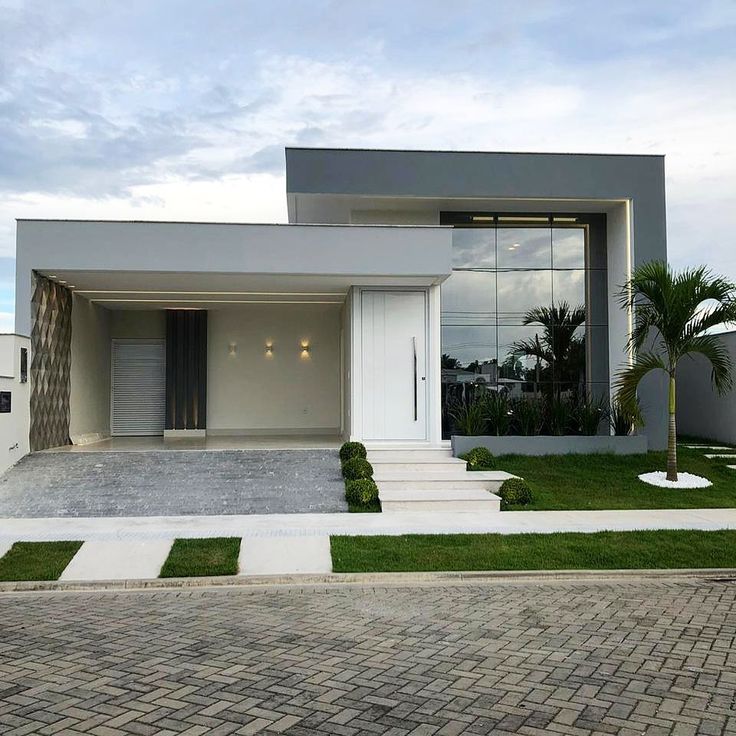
69 295 112 444
677 332 736 444
207 304 342 434
0 334 30 474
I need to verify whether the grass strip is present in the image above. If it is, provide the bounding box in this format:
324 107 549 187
160 537 241 578
0 541 83 581
330 530 736 573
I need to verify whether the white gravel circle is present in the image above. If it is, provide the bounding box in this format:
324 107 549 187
638 471 712 489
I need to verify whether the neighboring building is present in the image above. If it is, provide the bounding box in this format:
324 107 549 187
13 147 669 453
677 330 736 444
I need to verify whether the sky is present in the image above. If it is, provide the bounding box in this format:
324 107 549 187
1 0 735 332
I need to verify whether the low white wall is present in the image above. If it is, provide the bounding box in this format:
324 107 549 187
207 304 342 434
69 295 111 444
677 332 736 444
0 334 30 474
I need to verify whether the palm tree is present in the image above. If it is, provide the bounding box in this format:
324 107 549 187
511 301 586 395
616 261 736 481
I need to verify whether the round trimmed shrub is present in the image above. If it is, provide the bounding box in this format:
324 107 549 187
462 446 496 471
498 477 534 509
339 441 367 464
345 478 379 506
342 457 373 481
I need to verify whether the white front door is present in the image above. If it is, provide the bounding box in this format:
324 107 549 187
361 290 427 440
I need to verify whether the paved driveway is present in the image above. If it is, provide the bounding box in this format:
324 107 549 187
0 449 347 517
1 577 734 734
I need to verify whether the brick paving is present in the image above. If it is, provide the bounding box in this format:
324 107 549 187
0 578 735 735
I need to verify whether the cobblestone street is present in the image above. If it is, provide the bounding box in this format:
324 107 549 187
1 577 735 734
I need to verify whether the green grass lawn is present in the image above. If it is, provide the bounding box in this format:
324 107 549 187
0 541 83 581
348 499 382 513
494 446 736 510
159 537 241 577
331 530 736 573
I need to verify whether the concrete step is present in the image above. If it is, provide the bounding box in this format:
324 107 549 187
379 488 501 513
375 470 515 492
369 458 468 473
367 447 454 462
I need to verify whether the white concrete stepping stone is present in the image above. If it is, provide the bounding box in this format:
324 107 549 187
0 540 13 560
682 445 733 450
704 453 736 459
239 536 332 575
59 539 174 581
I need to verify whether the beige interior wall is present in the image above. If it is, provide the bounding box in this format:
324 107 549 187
110 310 166 339
69 294 111 443
207 304 342 434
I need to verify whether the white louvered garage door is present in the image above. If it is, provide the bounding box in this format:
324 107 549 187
111 340 166 436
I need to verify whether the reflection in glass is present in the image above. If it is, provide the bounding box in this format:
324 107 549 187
441 271 496 325
552 227 585 269
451 229 495 268
496 270 552 324
497 228 551 269
441 325 496 374
498 325 547 375
552 269 585 309
440 220 606 437
505 303 586 394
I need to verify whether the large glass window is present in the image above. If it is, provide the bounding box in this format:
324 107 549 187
440 213 608 437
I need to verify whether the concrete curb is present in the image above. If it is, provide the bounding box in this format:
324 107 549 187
1 567 735 594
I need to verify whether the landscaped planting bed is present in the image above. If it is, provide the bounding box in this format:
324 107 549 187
0 541 83 581
330 529 736 573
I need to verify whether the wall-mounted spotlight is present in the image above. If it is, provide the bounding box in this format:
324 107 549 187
228 342 237 356
265 341 274 356
300 340 311 359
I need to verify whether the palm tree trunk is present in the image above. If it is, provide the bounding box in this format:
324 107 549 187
666 374 677 482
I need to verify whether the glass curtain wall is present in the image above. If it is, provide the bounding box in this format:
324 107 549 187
440 213 608 437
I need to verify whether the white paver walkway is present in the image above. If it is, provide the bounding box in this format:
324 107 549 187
59 539 174 581
239 536 332 575
0 540 12 560
2 508 736 544
682 445 733 450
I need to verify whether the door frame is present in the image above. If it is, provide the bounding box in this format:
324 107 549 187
110 338 166 437
351 286 440 444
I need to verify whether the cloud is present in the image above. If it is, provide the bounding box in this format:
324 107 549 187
0 0 735 323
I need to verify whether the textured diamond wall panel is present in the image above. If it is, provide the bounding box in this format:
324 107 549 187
30 272 72 451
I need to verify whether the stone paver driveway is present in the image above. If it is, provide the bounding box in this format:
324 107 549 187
0 449 347 516
1 578 735 735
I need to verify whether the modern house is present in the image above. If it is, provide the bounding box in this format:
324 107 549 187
13 147 668 456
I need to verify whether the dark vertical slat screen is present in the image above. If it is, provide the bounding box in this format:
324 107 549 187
165 310 207 430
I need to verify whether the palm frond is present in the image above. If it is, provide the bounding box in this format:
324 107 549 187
614 351 668 416
680 334 734 394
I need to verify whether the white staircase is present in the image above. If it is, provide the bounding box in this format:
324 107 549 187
367 446 514 513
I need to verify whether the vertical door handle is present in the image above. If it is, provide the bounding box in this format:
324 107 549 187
412 336 418 421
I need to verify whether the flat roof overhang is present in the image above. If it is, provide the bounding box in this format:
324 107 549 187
15 220 452 327
285 147 666 225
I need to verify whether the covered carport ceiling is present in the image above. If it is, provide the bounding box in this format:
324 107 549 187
37 270 437 309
